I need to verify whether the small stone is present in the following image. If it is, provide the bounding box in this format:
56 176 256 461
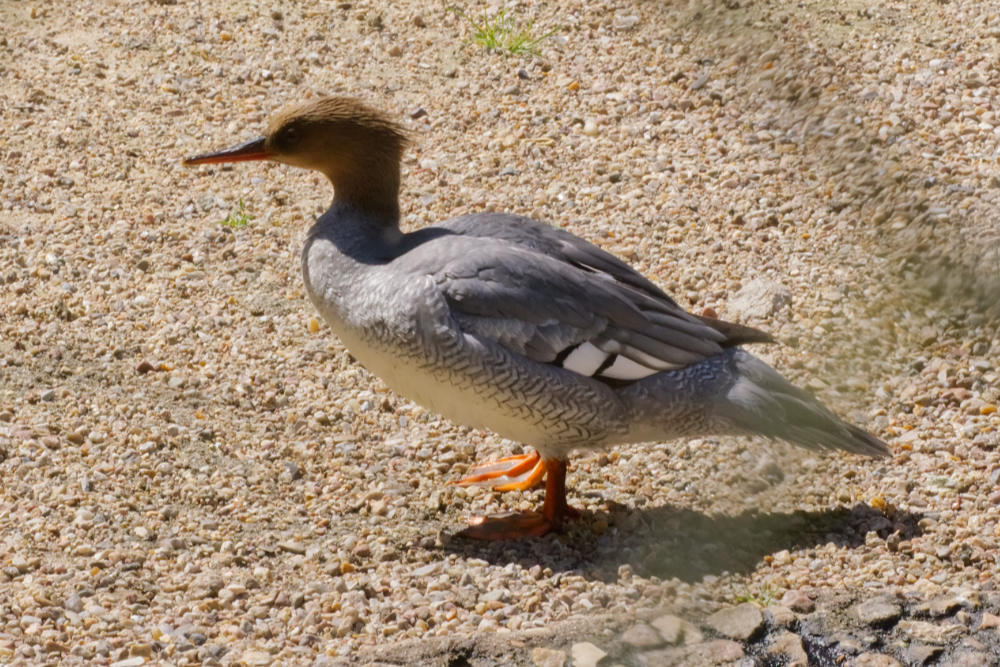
650 614 684 644
240 650 272 666
277 540 305 555
853 654 902 667
929 596 961 617
767 631 808 665
690 73 710 90
570 642 606 667
729 278 792 320
945 651 994 667
706 602 765 641
129 643 153 657
281 461 302 481
136 361 154 374
109 658 146 667
780 589 815 613
582 119 599 136
613 14 640 30
191 574 224 599
854 598 902 627
637 639 744 667
409 107 427 120
898 620 967 644
903 644 942 665
820 287 843 302
621 622 664 649
40 389 56 402
690 639 744 663
530 647 566 667
977 612 1000 630
64 594 83 613
765 604 797 628
43 639 66 653
388 45 402 57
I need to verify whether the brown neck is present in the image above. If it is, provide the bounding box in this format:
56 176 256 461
326 152 401 227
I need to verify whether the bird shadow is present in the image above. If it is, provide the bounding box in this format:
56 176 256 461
441 502 922 583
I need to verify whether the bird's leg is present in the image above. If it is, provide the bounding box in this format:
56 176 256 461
453 450 546 491
457 458 579 540
540 458 579 528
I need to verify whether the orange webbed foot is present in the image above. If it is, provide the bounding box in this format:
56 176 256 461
456 458 581 540
453 451 546 491
458 511 554 540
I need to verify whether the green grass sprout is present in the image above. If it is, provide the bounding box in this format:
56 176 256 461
450 7 558 57
221 198 253 229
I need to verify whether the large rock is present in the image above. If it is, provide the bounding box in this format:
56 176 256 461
898 620 967 644
853 598 902 627
706 602 765 641
767 630 809 665
728 278 792 320
569 642 606 667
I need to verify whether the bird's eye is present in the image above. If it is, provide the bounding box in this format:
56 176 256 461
279 125 300 149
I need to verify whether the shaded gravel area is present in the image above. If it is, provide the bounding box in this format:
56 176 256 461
1 0 999 664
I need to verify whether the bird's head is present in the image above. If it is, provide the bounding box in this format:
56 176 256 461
184 96 409 219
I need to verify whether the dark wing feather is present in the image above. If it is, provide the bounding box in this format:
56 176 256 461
396 213 770 385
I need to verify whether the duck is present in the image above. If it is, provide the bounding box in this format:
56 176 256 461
183 96 889 540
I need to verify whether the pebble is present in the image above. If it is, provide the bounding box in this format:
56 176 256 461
621 622 664 649
854 654 903 667
854 598 902 627
530 647 566 667
978 612 1000 630
64 593 83 613
764 604 797 628
728 278 792 320
570 642 607 667
767 630 809 665
904 644 943 665
650 614 685 645
240 650 272 666
706 603 765 641
780 589 815 614
277 540 306 555
898 620 967 644
109 659 146 667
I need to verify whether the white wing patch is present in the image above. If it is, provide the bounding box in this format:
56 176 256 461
561 342 608 376
555 341 660 383
600 355 657 380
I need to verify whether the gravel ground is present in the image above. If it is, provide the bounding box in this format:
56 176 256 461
2 0 999 664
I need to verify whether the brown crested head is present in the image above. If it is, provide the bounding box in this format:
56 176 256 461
184 96 410 220
262 96 409 176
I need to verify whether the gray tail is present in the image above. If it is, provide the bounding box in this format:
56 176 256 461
721 351 890 458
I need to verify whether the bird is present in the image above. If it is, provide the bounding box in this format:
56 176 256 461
183 96 890 540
